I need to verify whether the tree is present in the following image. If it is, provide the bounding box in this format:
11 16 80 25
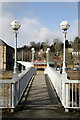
50 45 55 52
30 41 35 47
72 37 80 51
65 40 71 48
35 42 40 51
54 41 62 53
45 39 49 46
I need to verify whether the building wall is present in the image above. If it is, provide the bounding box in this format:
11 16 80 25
6 46 14 70
0 45 6 71
0 43 14 71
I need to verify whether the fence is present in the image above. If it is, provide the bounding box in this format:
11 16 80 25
0 67 36 108
44 67 80 110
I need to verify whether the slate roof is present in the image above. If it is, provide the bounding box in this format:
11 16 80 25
0 39 14 50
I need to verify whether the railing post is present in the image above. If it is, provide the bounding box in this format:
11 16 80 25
62 73 67 107
18 81 20 100
62 73 69 112
11 83 15 112
65 83 69 112
79 84 80 107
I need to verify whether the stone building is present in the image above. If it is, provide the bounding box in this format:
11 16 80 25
0 39 14 71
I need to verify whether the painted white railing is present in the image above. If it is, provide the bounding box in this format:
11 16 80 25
0 67 36 108
44 67 80 110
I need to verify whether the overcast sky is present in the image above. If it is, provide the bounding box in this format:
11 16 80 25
0 1 78 47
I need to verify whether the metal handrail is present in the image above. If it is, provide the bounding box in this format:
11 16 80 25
0 67 37 108
44 67 80 111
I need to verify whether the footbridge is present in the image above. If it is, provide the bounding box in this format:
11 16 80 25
1 66 80 118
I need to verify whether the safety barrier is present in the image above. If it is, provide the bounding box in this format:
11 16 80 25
44 67 80 110
0 67 36 108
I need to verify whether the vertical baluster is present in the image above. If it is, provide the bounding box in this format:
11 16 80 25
72 83 73 107
9 83 10 107
6 84 8 107
3 84 5 107
66 82 70 109
19 81 21 98
12 83 15 108
68 83 70 107
18 81 20 101
15 83 17 103
9 83 11 107
75 84 77 107
16 82 18 103
16 82 18 104
1 84 2 106
0 84 1 106
58 77 59 96
21 80 22 95
79 84 80 107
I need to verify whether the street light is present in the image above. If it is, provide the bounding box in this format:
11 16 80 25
31 48 35 65
60 21 70 73
11 20 21 74
46 48 50 67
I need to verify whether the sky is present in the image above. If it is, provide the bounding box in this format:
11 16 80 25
0 2 78 47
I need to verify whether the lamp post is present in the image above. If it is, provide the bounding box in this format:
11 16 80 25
31 48 35 65
46 48 50 67
60 21 70 73
11 20 21 74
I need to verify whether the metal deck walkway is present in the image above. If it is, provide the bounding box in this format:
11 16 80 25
23 74 59 110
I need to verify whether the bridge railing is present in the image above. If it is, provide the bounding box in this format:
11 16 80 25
44 67 80 110
0 67 36 108
65 80 80 109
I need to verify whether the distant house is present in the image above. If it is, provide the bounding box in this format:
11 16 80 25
0 39 14 71
72 51 80 56
67 48 73 53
